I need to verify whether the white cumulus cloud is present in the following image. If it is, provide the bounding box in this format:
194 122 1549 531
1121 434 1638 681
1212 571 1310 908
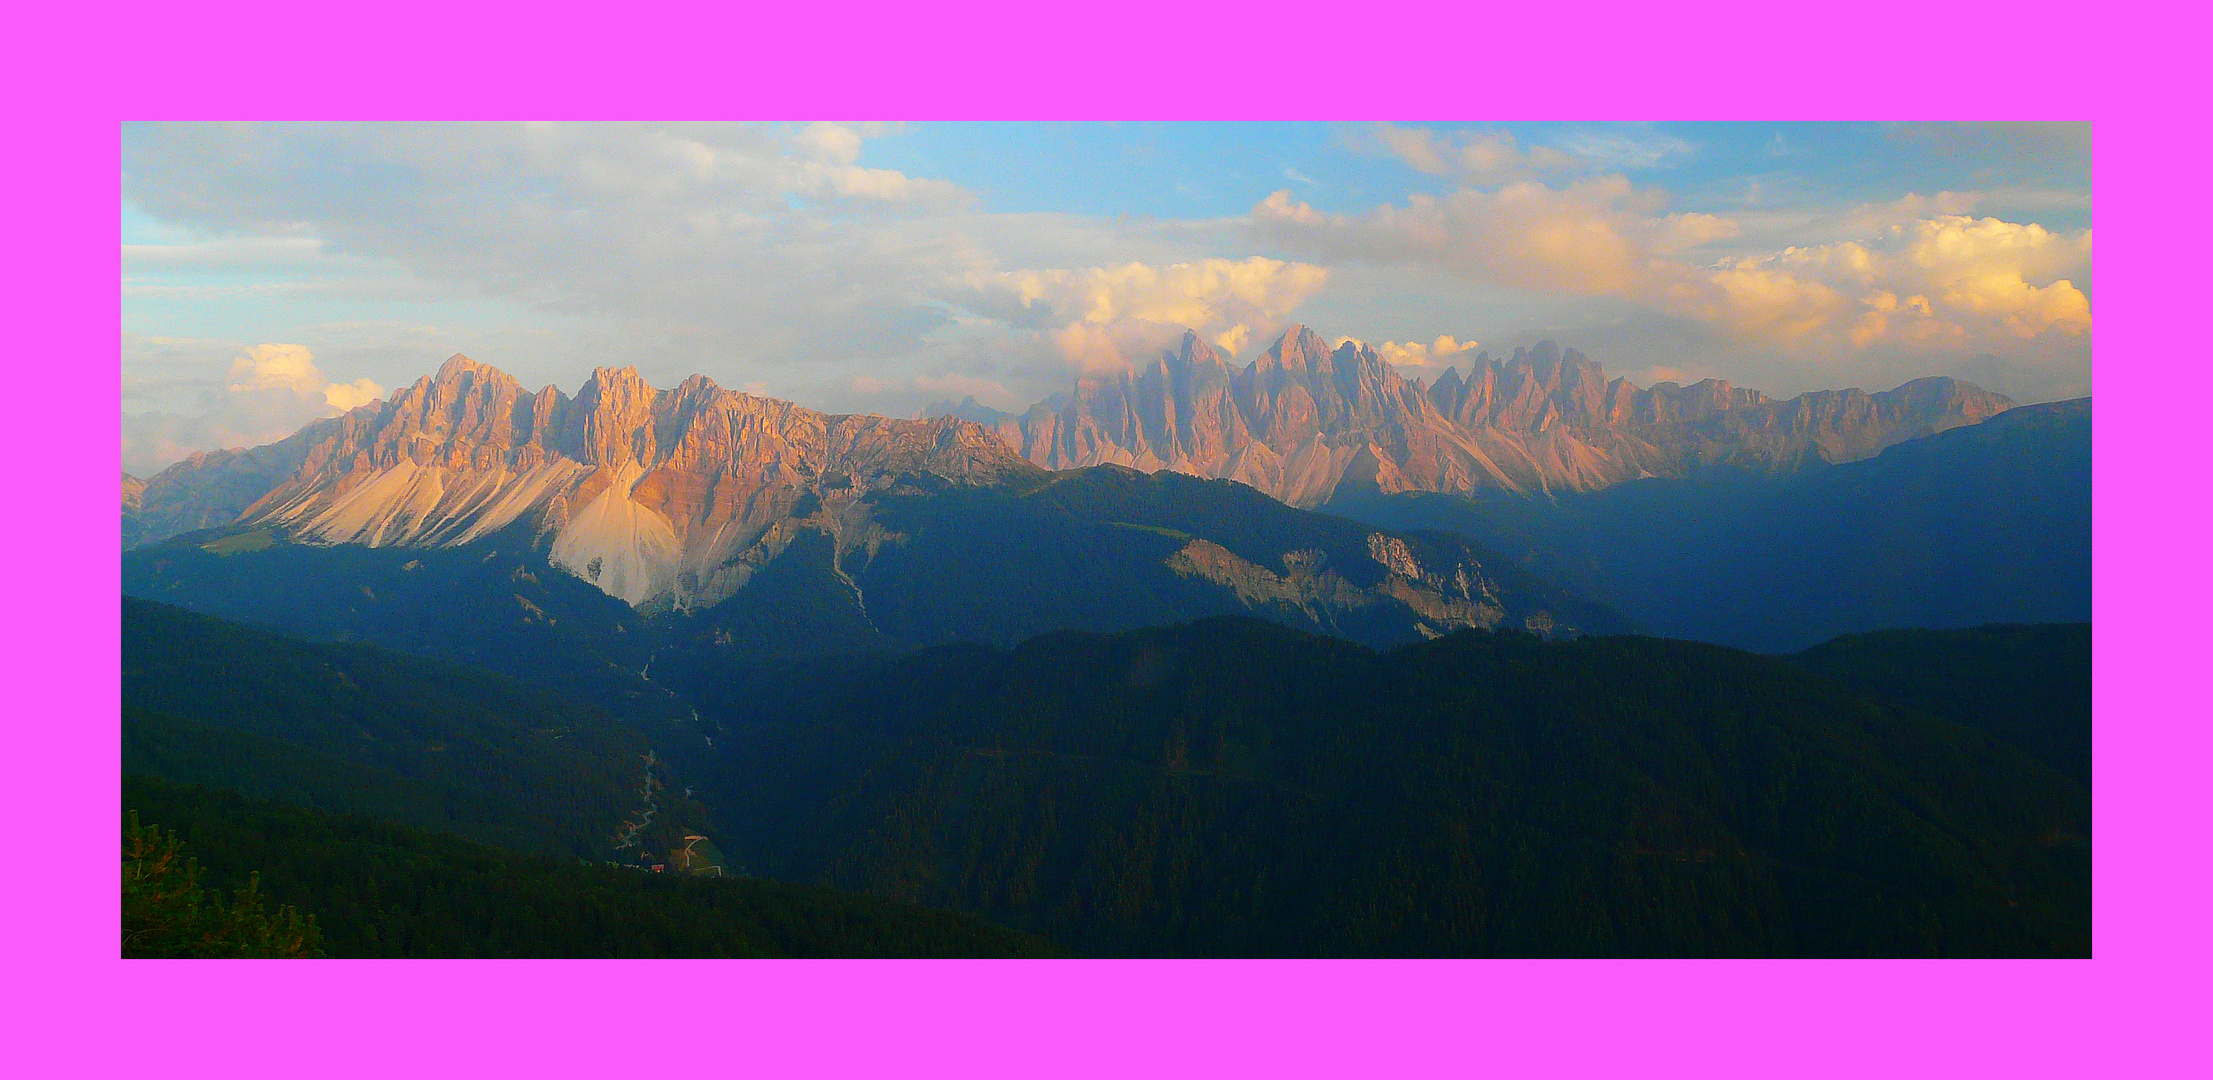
958 256 1332 372
124 343 385 475
1344 334 1481 369
1698 215 2091 348
1256 179 2089 362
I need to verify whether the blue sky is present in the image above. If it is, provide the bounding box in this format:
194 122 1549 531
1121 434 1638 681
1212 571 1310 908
858 122 2089 228
121 121 2090 475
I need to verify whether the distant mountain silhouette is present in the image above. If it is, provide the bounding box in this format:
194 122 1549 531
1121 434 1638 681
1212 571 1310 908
1327 398 2089 652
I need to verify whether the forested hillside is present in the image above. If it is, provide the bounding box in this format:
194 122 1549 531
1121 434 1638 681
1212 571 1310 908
1327 399 2090 652
673 617 2090 956
123 597 714 862
121 594 2092 957
125 777 1055 958
1793 623 2091 785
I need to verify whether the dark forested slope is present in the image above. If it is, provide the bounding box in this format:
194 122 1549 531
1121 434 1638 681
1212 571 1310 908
674 617 2089 957
124 777 1054 958
122 597 715 862
1326 399 2090 652
1793 623 2091 785
121 524 677 720
123 464 1629 677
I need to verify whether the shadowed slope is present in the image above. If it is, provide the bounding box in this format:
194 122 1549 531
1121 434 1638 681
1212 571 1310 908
674 616 2088 957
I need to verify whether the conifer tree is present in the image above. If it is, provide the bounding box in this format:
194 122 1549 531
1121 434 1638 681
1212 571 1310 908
122 811 323 958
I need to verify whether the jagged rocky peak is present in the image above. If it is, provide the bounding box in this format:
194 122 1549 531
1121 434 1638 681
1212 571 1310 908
413 353 525 421
920 396 1017 425
130 354 1043 610
435 351 495 379
1006 324 2019 505
1261 323 1335 369
1178 328 1223 362
570 365 664 467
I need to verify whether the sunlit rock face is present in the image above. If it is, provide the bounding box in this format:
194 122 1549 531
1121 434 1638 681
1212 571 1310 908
1002 327 2016 506
140 354 1042 609
127 328 2014 612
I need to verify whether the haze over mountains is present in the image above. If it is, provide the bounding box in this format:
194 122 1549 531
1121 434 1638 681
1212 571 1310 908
1331 396 2091 651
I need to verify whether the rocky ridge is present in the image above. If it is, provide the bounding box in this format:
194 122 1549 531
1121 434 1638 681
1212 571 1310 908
124 355 1615 639
125 332 2018 618
131 355 1041 609
988 326 2016 506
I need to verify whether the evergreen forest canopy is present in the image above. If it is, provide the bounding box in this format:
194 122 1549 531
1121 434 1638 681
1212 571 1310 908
123 777 1055 958
122 596 2089 957
666 616 2088 956
122 596 713 861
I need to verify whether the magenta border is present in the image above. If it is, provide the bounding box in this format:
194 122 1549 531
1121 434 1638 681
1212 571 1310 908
19 2 2198 1075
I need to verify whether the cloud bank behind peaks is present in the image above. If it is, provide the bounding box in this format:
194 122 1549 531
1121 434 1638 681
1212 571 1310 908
1254 180 2090 359
957 256 1331 372
230 343 384 412
1703 214 2091 348
1255 179 1735 298
124 343 385 477
1346 334 1481 370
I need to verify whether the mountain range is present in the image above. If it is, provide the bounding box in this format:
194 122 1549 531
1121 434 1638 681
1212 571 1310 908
127 354 1033 610
123 327 2027 630
124 457 1630 675
962 326 2015 506
123 354 1631 642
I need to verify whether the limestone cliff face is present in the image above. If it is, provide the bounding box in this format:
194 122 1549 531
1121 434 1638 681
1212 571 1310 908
135 354 1042 609
1161 530 1519 635
126 333 2017 614
1008 328 2017 506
